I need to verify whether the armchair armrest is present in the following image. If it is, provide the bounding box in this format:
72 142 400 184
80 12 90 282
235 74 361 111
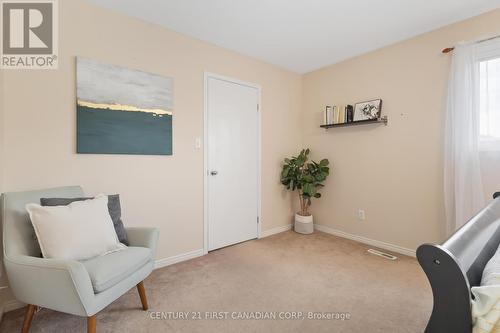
126 227 159 256
4 255 95 316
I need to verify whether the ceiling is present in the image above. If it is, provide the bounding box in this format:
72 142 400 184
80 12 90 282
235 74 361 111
88 0 500 73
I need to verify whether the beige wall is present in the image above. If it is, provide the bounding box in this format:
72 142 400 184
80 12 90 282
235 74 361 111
1 0 302 262
302 9 500 250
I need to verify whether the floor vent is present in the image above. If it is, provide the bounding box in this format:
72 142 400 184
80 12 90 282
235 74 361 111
367 249 398 260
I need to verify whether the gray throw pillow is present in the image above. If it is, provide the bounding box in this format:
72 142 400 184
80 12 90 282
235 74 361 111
40 194 129 246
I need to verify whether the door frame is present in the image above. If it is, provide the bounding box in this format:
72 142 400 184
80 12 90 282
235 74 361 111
203 72 262 254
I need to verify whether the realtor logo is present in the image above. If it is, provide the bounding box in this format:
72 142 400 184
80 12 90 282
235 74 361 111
1 0 58 69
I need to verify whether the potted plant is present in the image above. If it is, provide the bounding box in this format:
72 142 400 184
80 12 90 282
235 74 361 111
280 149 330 234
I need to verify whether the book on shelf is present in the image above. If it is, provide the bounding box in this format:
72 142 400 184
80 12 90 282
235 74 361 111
325 106 333 125
339 105 345 123
346 105 353 122
325 105 351 125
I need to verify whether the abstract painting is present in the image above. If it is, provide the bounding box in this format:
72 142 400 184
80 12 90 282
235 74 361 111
76 57 173 155
353 99 382 122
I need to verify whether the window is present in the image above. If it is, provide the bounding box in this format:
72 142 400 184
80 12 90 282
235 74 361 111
479 39 500 151
480 57 500 143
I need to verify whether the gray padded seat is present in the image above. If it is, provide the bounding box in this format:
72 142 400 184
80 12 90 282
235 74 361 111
81 247 152 293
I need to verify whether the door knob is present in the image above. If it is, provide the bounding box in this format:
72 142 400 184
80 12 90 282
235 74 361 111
210 171 218 176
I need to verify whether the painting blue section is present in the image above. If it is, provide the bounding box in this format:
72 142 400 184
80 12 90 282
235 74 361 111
77 106 172 155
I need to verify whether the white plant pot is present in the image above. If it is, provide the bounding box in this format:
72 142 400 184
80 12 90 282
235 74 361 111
294 213 314 234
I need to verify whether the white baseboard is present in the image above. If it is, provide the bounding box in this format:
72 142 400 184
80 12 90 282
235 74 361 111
260 224 292 238
314 224 416 258
154 248 205 269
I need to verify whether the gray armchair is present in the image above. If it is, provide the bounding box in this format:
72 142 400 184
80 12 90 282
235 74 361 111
1 186 159 333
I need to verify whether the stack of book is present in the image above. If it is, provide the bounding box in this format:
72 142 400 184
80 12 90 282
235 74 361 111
324 105 353 125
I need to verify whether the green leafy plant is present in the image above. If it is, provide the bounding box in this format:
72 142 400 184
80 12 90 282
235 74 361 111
280 149 330 216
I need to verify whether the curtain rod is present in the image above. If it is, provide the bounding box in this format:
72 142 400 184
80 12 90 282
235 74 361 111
442 34 500 53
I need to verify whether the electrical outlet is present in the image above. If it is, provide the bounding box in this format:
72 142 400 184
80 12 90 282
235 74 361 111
358 209 366 221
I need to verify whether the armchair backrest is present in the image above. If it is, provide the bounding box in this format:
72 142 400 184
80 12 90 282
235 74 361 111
1 186 85 258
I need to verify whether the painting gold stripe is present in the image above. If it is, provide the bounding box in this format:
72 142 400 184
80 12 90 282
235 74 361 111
77 100 172 115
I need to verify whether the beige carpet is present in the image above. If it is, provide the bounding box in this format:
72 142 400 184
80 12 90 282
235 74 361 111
0 231 432 332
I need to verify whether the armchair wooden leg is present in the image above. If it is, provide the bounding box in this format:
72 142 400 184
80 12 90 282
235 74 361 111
21 304 35 333
87 315 96 333
137 281 149 310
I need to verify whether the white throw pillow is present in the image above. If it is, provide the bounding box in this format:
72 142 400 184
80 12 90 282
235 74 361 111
26 194 125 261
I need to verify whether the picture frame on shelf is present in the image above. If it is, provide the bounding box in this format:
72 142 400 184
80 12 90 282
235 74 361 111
353 99 382 122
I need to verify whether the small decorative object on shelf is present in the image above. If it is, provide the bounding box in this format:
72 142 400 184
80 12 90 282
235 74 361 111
353 99 382 121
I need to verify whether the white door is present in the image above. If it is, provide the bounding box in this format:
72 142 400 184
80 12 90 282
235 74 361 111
206 75 260 251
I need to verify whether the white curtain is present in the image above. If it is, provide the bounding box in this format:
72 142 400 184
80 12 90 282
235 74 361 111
444 42 485 235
